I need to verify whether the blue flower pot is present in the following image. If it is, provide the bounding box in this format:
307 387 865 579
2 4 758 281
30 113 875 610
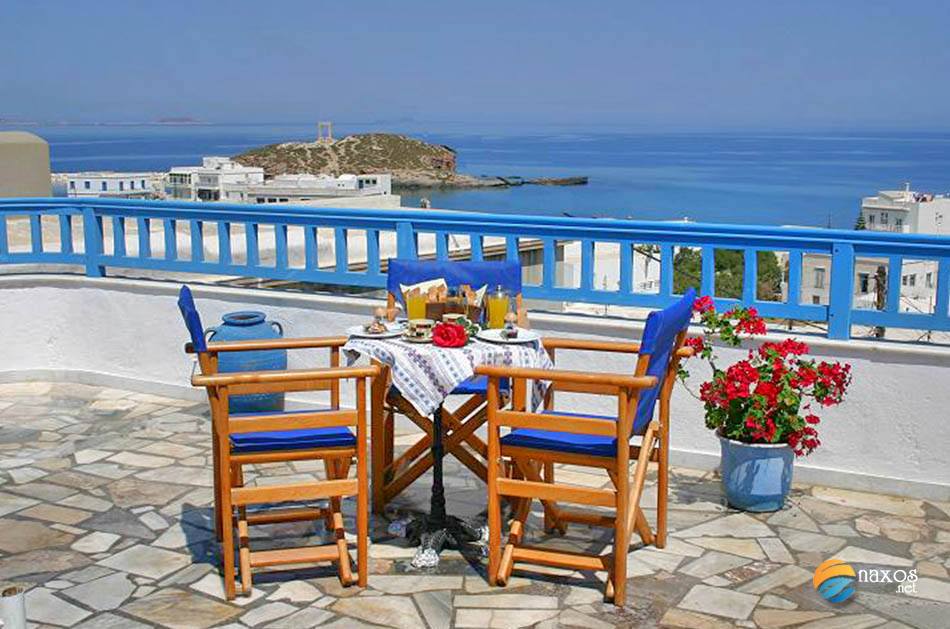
718 431 794 512
207 311 287 414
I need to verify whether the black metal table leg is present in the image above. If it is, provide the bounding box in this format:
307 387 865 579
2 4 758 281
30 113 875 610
406 407 484 568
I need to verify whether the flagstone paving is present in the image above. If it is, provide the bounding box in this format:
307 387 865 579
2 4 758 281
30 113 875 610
1 382 948 628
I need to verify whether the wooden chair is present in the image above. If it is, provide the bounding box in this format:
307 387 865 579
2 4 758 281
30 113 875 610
372 259 526 513
476 289 696 606
179 286 377 599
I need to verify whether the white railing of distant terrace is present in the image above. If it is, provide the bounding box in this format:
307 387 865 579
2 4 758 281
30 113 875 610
1 198 949 340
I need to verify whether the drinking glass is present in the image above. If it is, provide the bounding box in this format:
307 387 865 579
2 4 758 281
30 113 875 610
406 293 427 321
487 292 510 329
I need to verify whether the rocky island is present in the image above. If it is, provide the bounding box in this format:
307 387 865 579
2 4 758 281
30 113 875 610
233 133 586 189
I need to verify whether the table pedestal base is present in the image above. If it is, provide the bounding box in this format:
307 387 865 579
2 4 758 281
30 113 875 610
394 407 487 568
407 515 485 568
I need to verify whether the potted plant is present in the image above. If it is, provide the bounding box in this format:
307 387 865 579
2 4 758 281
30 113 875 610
680 296 852 512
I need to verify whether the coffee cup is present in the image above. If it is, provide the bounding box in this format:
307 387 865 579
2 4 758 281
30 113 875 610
407 319 434 339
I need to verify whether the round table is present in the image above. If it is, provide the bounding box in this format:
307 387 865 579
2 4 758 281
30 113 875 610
343 331 553 566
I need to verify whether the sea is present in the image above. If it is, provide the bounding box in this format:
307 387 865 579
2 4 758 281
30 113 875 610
10 122 950 230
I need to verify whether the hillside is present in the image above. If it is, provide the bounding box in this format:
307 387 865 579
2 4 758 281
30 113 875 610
234 133 500 188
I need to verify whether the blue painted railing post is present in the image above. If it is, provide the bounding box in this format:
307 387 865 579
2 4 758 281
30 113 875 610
81 207 105 277
828 243 855 339
396 222 416 260
700 247 715 297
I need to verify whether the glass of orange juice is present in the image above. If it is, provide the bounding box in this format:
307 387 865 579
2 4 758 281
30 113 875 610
487 285 510 329
405 292 427 321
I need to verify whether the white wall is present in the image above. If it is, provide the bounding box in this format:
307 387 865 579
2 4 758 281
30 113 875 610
1 275 948 501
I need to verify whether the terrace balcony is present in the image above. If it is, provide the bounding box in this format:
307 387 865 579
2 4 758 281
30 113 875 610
0 198 949 628
1 382 948 628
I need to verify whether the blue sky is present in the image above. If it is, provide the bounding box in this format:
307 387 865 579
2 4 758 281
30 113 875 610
2 1 950 130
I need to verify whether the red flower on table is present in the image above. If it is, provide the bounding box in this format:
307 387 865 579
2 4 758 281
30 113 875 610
432 322 468 348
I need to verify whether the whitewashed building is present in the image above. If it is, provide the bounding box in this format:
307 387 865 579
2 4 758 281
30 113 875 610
165 157 264 202
797 185 947 321
66 172 159 199
163 157 395 207
861 185 950 235
246 173 392 205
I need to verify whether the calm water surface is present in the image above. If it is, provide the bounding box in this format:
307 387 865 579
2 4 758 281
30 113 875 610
8 123 950 229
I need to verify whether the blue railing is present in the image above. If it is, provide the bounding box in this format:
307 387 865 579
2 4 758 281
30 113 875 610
2 197 949 340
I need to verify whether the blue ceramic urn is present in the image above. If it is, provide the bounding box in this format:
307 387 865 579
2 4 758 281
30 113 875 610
207 311 287 413
718 432 794 512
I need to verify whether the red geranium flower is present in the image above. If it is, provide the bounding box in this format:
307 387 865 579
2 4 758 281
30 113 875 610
693 295 715 313
684 336 706 353
678 294 851 457
432 322 468 348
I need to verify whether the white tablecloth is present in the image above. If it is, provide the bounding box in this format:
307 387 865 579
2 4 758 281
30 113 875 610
343 335 554 416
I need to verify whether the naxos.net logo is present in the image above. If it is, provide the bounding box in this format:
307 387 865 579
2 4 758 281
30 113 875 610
814 558 918 603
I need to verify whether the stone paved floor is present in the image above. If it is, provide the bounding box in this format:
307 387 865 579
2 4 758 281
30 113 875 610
0 382 948 628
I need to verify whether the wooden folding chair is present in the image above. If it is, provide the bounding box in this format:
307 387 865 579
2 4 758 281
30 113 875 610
477 289 696 606
179 286 376 599
371 259 526 512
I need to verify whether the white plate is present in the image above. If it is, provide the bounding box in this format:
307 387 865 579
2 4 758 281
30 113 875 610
476 328 540 344
347 324 403 339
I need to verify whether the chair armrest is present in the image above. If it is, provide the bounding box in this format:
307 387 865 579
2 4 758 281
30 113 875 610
541 337 641 353
543 337 694 359
186 336 349 354
475 365 657 391
192 365 378 388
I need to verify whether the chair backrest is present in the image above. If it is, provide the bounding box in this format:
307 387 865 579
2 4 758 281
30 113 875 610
178 285 207 354
386 259 522 307
631 288 695 435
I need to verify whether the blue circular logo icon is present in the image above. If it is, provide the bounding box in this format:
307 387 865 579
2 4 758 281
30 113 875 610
813 558 856 603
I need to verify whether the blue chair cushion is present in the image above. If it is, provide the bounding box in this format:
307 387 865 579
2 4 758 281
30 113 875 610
451 375 510 396
500 410 618 457
229 409 356 453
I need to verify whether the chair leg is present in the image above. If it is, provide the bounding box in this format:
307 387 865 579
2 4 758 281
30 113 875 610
237 515 251 596
656 437 668 548
217 463 237 599
497 458 532 586
542 461 555 532
512 458 567 535
487 458 502 587
507 463 529 539
231 464 247 523
324 458 342 532
635 507 655 546
384 409 394 470
229 464 253 596
613 482 629 606
370 368 388 514
324 456 355 586
357 455 368 588
212 433 222 541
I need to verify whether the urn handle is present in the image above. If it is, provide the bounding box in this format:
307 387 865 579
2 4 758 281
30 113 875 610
270 321 283 336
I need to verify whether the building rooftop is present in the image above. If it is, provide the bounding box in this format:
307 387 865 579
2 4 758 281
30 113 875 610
65 171 159 178
0 382 947 628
